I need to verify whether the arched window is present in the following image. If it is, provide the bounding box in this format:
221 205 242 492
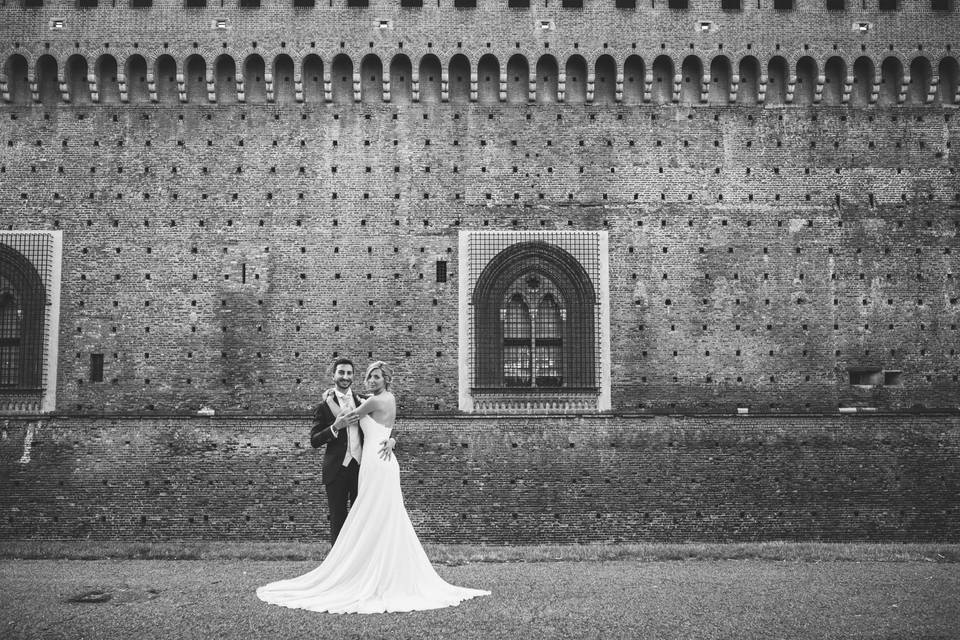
36 55 60 105
244 54 267 103
418 54 442 103
390 54 413 103
214 55 237 104
708 55 731 104
680 55 701 104
908 56 931 105
651 55 673 104
535 55 558 103
593 55 616 104
273 54 296 104
5 54 30 105
448 54 471 103
462 232 609 413
501 293 532 387
506 54 529 104
154 55 179 104
477 54 500 104
95 55 120 104
360 54 382 103
622 55 644 104
500 283 566 388
185 55 207 104
0 245 46 391
879 56 903 105
473 241 596 391
331 53 353 104
565 55 587 103
302 54 324 103
125 54 150 104
939 57 959 105
823 56 846 105
766 56 788 105
737 56 760 105
66 54 90 104
795 56 817 105
851 56 874 106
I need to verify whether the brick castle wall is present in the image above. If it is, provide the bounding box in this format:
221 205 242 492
1 5 959 541
1 414 958 542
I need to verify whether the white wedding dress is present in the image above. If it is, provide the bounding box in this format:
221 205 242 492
257 415 490 613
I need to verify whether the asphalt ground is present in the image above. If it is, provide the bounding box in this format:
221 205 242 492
2 558 958 640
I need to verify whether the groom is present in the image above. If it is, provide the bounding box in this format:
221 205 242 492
310 357 365 545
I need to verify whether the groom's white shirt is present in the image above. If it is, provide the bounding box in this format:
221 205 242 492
335 389 362 466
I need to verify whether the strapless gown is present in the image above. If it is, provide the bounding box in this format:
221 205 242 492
256 415 490 613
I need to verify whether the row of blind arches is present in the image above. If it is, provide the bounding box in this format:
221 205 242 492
4 51 960 106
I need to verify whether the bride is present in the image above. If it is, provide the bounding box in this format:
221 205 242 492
257 361 490 613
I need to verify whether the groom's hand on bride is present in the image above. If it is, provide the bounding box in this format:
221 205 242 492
378 438 396 461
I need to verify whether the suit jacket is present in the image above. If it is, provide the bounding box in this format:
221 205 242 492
310 389 366 486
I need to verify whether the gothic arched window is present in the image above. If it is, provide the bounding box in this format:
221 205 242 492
0 244 46 392
467 236 604 415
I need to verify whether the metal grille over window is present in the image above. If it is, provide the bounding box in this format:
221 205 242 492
0 231 62 414
460 231 608 414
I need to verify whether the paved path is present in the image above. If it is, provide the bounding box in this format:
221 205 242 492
2 559 958 639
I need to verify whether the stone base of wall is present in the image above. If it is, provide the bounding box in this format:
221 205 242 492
1 414 957 543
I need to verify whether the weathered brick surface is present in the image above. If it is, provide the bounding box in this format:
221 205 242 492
1 415 958 542
1 6 959 541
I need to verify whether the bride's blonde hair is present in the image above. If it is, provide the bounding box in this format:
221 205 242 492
364 361 393 390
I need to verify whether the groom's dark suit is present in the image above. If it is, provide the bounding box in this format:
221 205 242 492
311 389 365 545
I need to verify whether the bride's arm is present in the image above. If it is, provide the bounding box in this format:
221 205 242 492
331 394 380 430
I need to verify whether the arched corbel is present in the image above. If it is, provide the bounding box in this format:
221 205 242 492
87 70 99 103
352 70 361 102
294 70 304 103
557 70 566 102
499 68 507 102
469 70 478 102
0 69 9 103
757 73 768 103
527 74 536 103
29 69 39 103
729 73 740 103
785 73 796 103
264 69 274 102
440 67 449 102
147 66 158 103
58 69 69 103
411 67 420 102
927 74 939 104
813 73 825 104
898 71 909 104
383 74 391 102
615 70 624 102
236 71 245 103
672 73 681 103
841 74 853 104
118 70 129 103
700 72 710 103
643 70 652 103
323 65 332 102
869 71 880 104
205 69 215 103
586 70 595 102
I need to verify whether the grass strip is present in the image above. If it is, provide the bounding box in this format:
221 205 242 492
1 540 958 563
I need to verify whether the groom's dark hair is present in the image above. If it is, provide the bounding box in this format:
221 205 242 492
328 357 355 377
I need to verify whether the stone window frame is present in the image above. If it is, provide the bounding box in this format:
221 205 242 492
458 230 610 414
0 231 62 414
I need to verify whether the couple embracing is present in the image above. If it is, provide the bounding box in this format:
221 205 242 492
256 358 490 614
